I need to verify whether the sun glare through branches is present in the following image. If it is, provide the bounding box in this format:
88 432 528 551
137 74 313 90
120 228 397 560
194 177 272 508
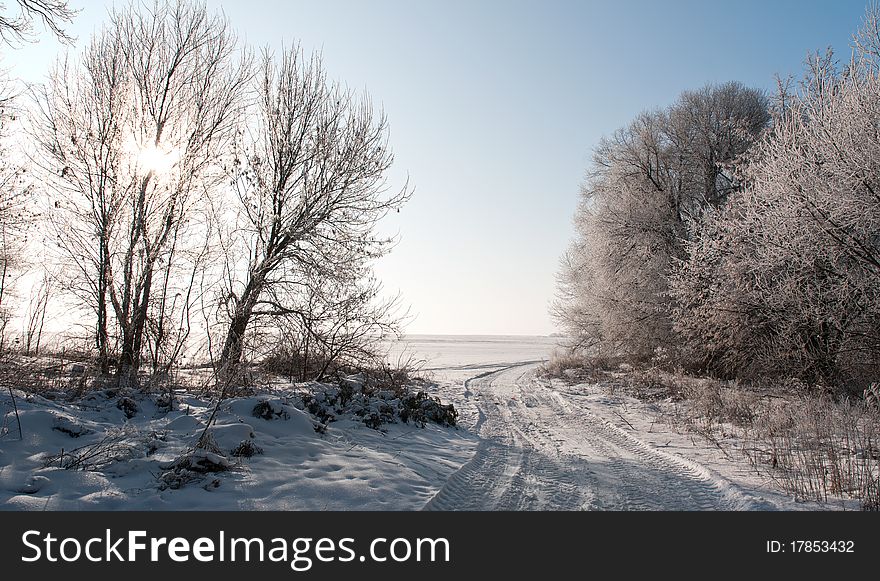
127 139 180 176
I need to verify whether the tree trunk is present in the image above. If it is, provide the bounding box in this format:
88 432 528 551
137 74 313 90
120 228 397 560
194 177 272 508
115 262 157 389
97 234 111 374
131 264 154 372
218 274 264 382
116 324 137 389
0 231 8 352
97 277 109 374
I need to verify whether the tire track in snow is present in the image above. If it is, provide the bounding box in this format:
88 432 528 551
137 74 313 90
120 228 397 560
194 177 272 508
540 384 772 510
425 363 589 510
424 362 763 511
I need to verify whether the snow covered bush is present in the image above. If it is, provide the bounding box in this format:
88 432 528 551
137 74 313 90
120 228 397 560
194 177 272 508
297 374 457 430
230 439 263 458
44 426 143 471
671 6 880 391
398 390 458 428
252 399 291 421
158 448 232 491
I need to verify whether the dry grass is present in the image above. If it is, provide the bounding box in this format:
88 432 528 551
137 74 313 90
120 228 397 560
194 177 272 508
541 350 633 392
657 372 880 510
43 426 142 471
741 395 880 509
548 350 880 510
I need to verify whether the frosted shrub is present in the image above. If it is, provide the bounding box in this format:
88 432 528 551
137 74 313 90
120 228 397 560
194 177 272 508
554 83 768 361
672 11 880 390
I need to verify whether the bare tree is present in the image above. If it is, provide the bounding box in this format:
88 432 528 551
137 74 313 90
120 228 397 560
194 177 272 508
32 0 250 385
216 46 408 379
0 0 76 356
0 0 77 45
144 204 215 377
0 74 32 352
22 270 51 354
32 31 129 372
0 223 17 349
263 270 404 381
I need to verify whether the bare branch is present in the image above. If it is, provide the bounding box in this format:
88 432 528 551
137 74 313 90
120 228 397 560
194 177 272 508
0 0 78 46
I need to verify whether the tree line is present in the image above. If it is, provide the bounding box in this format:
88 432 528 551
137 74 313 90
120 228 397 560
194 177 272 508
0 1 408 388
555 4 880 395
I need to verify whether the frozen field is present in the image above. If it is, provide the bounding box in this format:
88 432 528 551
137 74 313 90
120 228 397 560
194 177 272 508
386 334 561 369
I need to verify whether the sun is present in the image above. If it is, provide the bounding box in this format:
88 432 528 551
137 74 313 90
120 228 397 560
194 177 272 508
135 142 180 176
125 135 180 176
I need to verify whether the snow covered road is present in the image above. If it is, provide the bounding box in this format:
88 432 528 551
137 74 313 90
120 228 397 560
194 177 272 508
425 362 791 511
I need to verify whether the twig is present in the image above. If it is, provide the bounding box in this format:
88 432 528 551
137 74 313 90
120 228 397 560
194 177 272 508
704 431 732 460
196 366 237 450
7 386 22 440
613 410 635 430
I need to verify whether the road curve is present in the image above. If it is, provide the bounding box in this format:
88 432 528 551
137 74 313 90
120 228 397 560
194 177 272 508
424 362 765 511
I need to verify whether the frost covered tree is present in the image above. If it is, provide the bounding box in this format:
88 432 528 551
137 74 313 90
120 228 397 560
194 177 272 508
672 6 880 389
554 82 768 359
0 81 29 350
215 46 408 380
0 0 76 354
31 30 128 372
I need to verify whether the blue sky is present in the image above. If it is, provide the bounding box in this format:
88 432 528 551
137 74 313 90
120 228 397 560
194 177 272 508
1 0 871 335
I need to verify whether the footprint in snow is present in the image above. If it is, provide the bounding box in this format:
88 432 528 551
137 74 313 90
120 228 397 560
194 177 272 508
18 475 51 494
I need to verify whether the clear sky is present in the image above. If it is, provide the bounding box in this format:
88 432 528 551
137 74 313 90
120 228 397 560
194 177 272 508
1 0 871 336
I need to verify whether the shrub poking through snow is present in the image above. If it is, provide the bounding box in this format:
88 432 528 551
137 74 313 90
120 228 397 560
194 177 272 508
252 399 291 421
116 396 138 419
230 440 263 458
158 449 232 490
158 433 233 490
399 391 457 427
156 391 174 413
51 415 92 438
295 375 457 430
44 427 139 470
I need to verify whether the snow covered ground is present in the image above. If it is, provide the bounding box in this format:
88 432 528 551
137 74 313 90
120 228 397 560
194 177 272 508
0 378 476 510
0 335 841 510
433 363 840 510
